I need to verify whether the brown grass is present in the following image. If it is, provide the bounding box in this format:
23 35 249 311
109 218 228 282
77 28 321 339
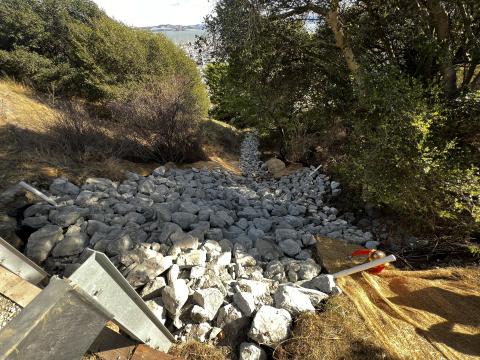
169 341 228 360
274 296 397 360
0 80 243 194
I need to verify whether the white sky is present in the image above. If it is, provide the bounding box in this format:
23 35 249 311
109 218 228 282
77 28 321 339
92 0 215 27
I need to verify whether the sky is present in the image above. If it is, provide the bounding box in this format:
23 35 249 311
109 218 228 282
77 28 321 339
91 0 215 27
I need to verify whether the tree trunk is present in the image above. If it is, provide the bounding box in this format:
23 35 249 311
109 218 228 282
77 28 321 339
425 0 458 98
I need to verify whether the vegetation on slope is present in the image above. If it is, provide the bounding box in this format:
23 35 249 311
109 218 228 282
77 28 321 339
204 0 480 238
0 0 210 164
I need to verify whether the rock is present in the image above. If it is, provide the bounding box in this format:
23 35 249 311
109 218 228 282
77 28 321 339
176 250 207 268
167 264 180 285
138 179 155 194
22 216 49 229
52 225 88 257
106 233 134 256
162 279 189 316
279 239 302 257
153 166 166 176
125 254 173 287
49 206 88 227
274 286 315 315
275 229 298 243
233 292 256 316
171 212 198 230
210 211 234 228
239 343 267 360
146 298 167 324
141 277 167 300
253 218 272 233
216 304 247 332
26 225 64 264
265 158 286 176
365 240 380 249
303 274 336 294
50 177 80 196
255 239 283 261
248 306 292 347
295 287 329 307
190 266 206 279
179 201 200 214
192 288 224 321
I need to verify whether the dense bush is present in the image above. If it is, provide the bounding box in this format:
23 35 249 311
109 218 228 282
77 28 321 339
110 77 208 163
0 0 206 103
205 0 480 236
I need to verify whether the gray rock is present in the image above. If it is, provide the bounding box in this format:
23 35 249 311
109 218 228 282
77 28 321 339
275 229 298 243
248 306 292 347
279 239 302 257
50 177 80 196
171 212 198 230
255 239 283 261
138 179 155 194
210 211 234 228
22 216 49 229
274 286 315 315
125 254 173 287
49 206 88 227
26 225 64 264
303 274 336 294
52 225 88 257
239 343 267 360
179 201 200 214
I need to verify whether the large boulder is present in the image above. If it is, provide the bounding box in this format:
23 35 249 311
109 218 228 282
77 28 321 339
265 158 286 177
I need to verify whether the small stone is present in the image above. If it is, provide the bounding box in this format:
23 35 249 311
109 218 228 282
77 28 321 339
141 277 167 300
239 342 267 360
248 306 292 348
145 298 167 324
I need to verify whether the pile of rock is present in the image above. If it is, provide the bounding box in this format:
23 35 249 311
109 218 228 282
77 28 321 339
18 135 375 358
239 131 268 178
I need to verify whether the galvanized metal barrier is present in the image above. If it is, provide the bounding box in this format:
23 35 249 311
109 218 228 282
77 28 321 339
0 277 113 360
69 249 174 352
0 237 48 284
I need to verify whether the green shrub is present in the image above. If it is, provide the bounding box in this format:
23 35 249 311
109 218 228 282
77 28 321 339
342 68 480 234
0 0 205 103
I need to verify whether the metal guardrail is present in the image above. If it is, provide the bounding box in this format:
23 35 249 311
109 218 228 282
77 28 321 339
0 237 48 284
69 249 174 352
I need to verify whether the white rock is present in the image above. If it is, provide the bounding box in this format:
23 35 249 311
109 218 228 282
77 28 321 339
303 274 336 294
192 288 224 320
145 298 167 324
274 286 315 315
162 279 189 316
239 342 267 360
248 306 292 347
176 250 207 268
233 292 256 316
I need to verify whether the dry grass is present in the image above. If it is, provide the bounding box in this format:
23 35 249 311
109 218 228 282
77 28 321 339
0 80 243 194
275 296 396 360
170 341 228 360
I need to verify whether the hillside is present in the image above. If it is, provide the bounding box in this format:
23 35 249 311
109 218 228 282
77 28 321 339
0 80 241 193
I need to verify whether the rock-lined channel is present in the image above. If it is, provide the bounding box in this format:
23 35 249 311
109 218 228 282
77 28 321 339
20 133 374 359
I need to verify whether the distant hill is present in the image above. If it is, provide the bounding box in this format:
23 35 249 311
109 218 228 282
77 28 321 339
141 24 206 44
